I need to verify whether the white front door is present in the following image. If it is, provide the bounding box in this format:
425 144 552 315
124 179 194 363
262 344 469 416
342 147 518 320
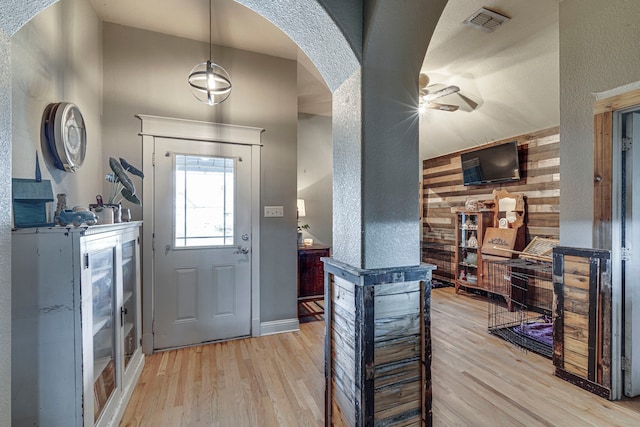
153 137 252 350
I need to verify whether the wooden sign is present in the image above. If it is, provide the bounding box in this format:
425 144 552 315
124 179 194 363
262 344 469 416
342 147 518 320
481 227 517 257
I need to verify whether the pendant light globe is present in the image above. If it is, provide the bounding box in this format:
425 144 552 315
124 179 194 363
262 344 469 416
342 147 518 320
188 60 232 105
187 0 231 105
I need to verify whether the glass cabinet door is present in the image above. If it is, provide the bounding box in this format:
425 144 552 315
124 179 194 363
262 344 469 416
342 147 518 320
458 213 479 285
121 238 138 371
90 247 117 422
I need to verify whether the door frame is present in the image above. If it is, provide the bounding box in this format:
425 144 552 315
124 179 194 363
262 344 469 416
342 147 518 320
137 115 264 354
594 87 640 399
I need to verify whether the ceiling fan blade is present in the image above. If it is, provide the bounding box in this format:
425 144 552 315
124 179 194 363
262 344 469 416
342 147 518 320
458 93 479 110
423 85 460 102
426 102 459 112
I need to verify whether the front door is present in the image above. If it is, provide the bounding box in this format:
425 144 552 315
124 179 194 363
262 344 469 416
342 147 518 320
153 137 252 350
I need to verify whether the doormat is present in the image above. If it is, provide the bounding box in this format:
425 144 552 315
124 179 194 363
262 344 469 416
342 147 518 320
299 300 324 323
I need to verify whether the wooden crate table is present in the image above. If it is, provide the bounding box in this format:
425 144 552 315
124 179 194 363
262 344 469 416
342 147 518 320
322 257 435 426
552 246 612 399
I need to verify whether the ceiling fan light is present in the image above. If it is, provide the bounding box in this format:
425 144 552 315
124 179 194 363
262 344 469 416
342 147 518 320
427 103 459 112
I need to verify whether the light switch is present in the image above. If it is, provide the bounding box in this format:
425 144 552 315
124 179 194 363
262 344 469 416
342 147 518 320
264 206 284 217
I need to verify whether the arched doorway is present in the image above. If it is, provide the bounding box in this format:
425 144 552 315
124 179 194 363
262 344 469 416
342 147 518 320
0 1 356 422
1 1 441 423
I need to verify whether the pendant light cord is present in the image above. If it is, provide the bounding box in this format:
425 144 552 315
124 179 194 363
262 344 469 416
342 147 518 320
187 0 231 105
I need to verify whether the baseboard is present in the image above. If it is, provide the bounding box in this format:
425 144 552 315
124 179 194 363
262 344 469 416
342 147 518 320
260 318 300 336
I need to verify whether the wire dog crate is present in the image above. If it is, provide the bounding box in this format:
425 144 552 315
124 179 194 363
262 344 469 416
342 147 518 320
422 242 453 287
486 257 554 358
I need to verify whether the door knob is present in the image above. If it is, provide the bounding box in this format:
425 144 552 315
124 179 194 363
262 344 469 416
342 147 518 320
234 246 250 255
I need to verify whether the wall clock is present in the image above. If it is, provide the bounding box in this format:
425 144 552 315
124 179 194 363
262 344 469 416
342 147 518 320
43 102 86 172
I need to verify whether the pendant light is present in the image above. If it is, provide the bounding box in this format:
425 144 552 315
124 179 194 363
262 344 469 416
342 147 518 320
188 0 232 105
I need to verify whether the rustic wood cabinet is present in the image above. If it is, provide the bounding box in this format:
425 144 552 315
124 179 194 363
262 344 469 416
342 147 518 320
323 258 436 425
552 247 613 399
454 210 493 293
297 245 330 318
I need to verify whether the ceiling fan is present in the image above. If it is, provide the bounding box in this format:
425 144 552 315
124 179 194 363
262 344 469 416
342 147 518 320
418 73 460 112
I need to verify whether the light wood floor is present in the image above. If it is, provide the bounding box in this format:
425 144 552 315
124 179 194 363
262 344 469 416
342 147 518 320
120 287 640 426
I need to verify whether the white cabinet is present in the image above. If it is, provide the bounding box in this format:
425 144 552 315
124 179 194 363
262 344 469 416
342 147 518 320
12 222 144 427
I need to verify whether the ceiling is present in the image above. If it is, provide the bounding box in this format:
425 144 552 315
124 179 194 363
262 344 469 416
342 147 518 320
89 0 559 159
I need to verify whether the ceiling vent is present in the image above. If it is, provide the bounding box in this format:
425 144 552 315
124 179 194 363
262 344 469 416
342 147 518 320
463 7 510 32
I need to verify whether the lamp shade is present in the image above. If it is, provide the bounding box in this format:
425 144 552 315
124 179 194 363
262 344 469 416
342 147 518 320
297 199 306 217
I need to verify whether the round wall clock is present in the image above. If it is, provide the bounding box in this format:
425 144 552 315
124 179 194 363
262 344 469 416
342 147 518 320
44 102 86 172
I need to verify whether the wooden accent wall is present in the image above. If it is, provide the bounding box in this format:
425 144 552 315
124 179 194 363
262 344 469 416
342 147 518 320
422 127 560 284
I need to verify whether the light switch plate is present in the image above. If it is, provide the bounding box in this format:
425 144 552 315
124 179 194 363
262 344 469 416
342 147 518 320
264 206 284 217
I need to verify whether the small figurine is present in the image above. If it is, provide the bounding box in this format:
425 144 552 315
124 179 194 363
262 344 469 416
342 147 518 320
56 209 97 227
54 193 67 225
468 232 478 248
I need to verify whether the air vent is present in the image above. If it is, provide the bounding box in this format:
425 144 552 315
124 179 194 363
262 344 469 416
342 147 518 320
463 7 510 32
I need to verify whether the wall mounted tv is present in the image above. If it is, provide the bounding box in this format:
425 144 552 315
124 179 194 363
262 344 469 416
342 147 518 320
461 141 521 186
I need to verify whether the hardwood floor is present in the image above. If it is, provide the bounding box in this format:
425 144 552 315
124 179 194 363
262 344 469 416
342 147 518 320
120 287 640 426
120 321 325 427
431 287 640 426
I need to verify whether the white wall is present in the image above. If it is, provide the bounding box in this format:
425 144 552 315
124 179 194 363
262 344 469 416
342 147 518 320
12 0 103 212
102 23 299 323
559 0 640 247
297 113 332 247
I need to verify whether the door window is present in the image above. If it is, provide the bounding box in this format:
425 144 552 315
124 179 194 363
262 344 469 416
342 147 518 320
174 154 235 248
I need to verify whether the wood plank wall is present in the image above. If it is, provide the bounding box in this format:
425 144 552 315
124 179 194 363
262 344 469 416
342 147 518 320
422 127 560 284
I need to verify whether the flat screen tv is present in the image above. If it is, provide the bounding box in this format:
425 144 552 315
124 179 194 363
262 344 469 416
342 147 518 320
461 141 520 186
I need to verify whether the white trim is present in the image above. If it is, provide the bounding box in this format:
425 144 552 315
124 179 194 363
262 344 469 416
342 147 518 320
140 133 155 355
137 115 263 354
251 144 261 336
611 110 623 399
594 81 640 101
259 318 300 336
136 115 264 146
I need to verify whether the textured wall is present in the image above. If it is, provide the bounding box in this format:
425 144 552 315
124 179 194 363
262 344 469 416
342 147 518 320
358 0 446 269
0 28 11 427
237 0 361 91
332 69 363 267
559 0 640 247
0 1 60 423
